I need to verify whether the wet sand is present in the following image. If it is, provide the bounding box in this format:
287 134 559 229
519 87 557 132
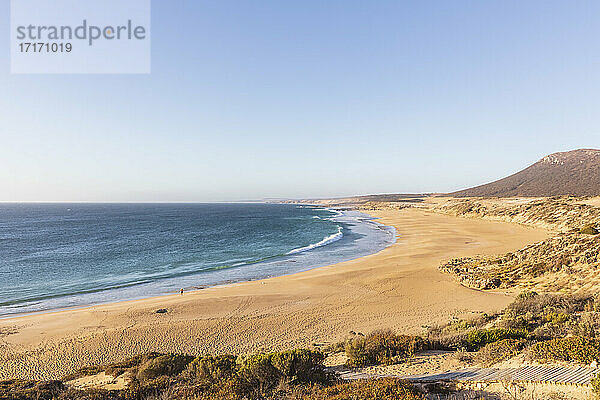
0 208 548 380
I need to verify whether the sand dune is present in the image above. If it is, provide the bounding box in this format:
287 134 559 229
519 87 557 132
0 208 548 380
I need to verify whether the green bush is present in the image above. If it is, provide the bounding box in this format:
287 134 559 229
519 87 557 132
222 349 327 398
427 314 494 338
301 378 424 400
529 337 600 364
0 349 425 400
270 349 326 383
186 354 238 383
345 330 427 367
238 352 285 396
580 224 599 235
136 354 194 381
239 349 326 382
499 292 598 339
462 328 527 351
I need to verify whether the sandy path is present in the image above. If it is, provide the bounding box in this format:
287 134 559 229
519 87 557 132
0 208 548 380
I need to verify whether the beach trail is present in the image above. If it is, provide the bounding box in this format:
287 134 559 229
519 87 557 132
0 208 548 380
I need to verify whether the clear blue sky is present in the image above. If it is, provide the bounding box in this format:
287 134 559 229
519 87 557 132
1 1 599 201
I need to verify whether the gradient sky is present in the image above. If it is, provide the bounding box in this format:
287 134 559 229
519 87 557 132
1 1 599 202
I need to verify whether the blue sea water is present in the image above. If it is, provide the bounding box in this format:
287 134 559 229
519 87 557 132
0 203 395 316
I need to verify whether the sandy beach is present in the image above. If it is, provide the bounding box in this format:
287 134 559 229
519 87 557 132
0 207 548 380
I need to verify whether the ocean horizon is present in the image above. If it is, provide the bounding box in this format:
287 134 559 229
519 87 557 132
0 202 395 316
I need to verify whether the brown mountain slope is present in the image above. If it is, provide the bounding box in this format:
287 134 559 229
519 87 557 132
451 149 600 197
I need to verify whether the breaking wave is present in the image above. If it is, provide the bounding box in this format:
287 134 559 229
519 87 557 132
287 226 343 254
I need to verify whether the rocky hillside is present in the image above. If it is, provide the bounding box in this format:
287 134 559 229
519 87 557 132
451 149 600 197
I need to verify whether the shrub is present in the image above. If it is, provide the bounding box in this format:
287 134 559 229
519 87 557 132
345 330 427 367
301 378 424 400
105 352 162 377
516 291 539 301
324 340 346 354
186 354 238 383
427 314 494 338
542 311 570 325
528 337 600 364
428 332 466 351
499 293 595 338
136 354 194 381
568 312 600 338
0 379 65 400
580 224 599 235
240 352 284 375
63 352 164 381
475 338 526 367
270 349 326 383
462 328 527 351
592 374 600 397
1 350 332 400
236 353 288 399
237 349 326 384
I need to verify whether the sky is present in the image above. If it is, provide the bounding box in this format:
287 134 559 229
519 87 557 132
1 0 599 202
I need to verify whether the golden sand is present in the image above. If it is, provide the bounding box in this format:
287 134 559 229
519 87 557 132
0 208 548 380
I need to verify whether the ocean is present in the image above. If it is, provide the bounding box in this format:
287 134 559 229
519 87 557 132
0 203 395 316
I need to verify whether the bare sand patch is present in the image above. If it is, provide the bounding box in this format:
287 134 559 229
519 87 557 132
66 371 130 391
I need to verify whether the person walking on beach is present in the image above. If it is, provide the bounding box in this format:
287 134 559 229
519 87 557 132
180 288 184 295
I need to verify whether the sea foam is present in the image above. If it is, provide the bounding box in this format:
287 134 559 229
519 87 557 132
287 226 343 254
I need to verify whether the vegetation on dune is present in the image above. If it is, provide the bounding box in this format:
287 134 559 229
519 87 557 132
302 378 424 400
185 354 237 383
437 197 600 232
440 232 600 291
437 197 600 293
581 224 600 235
426 292 600 370
427 313 528 353
136 354 195 382
0 349 331 400
0 337 428 399
343 330 428 367
499 291 600 339
528 337 600 365
460 328 527 352
338 326 527 368
0 379 65 400
474 338 527 367
592 374 600 398
62 353 163 382
426 313 494 339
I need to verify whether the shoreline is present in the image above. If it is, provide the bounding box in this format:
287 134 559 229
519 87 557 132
0 207 395 320
0 207 549 380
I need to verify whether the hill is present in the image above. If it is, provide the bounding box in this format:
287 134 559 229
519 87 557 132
451 149 600 197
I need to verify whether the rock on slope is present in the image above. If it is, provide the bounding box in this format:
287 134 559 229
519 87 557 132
451 149 600 197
